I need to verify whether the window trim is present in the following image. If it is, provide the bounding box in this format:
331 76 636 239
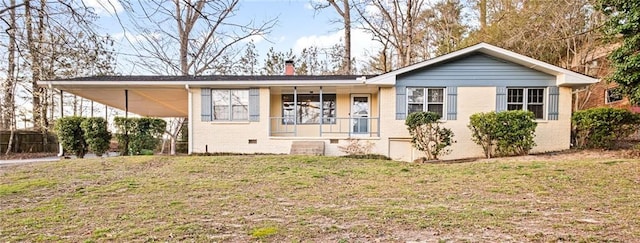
506 87 546 120
281 93 337 125
211 89 250 121
405 87 446 120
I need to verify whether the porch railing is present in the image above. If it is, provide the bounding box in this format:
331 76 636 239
269 117 380 137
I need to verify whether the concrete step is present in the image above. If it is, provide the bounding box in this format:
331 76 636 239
290 141 325 156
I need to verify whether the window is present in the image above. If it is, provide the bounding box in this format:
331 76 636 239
212 89 249 121
606 88 623 103
407 87 444 118
282 94 336 124
507 88 544 119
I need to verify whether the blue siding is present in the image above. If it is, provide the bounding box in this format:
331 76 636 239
397 54 555 87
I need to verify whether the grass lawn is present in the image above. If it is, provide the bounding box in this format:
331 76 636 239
0 155 639 242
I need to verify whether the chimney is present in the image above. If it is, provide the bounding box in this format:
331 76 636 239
285 60 295 75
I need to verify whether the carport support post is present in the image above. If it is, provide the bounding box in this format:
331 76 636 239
123 89 129 156
57 90 64 157
125 89 129 118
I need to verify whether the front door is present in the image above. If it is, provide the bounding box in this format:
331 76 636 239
351 94 370 135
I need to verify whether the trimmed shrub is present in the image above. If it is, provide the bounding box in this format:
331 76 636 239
494 110 537 156
468 110 537 158
572 107 640 149
80 117 112 157
405 111 455 160
114 117 131 155
114 117 166 155
54 116 88 158
469 112 498 158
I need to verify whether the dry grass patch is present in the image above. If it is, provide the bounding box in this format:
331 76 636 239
0 155 638 241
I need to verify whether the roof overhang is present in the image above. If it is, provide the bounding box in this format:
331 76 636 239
365 42 599 87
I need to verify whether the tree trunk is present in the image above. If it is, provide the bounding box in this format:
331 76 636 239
4 0 17 155
479 0 487 30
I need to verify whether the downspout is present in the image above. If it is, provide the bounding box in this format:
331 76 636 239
185 84 193 154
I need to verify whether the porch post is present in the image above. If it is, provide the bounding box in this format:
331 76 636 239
319 86 323 136
124 89 129 119
58 90 64 157
293 86 297 136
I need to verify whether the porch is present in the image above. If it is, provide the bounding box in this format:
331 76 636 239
268 86 380 138
269 117 380 137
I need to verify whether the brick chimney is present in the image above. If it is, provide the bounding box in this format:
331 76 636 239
285 60 295 75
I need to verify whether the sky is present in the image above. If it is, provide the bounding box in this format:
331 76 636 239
85 0 381 74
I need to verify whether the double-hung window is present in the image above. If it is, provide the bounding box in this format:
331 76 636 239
407 87 444 118
282 94 336 124
507 88 544 119
211 89 249 121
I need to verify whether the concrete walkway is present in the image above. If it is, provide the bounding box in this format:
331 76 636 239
0 152 119 166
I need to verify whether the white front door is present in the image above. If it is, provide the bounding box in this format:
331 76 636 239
351 94 370 135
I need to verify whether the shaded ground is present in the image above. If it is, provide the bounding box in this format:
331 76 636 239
0 154 638 241
0 152 57 161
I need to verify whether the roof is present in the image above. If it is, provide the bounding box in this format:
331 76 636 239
366 42 599 87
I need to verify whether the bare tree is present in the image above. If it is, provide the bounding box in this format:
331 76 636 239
354 0 427 68
2 0 17 154
312 0 352 74
123 0 276 75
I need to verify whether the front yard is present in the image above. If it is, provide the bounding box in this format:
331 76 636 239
0 153 638 241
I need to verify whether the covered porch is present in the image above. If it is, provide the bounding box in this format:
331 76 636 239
268 86 380 138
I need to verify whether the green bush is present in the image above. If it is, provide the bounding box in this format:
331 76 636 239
114 117 166 155
469 112 498 158
54 116 88 158
468 110 537 158
572 107 640 149
405 111 455 160
80 117 112 157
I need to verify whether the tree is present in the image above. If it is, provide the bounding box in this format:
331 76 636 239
261 47 294 75
312 0 353 74
599 0 640 104
2 0 18 155
463 0 605 68
123 0 276 75
237 40 259 75
355 0 428 68
428 0 467 56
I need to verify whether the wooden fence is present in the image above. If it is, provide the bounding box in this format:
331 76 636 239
0 130 58 154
